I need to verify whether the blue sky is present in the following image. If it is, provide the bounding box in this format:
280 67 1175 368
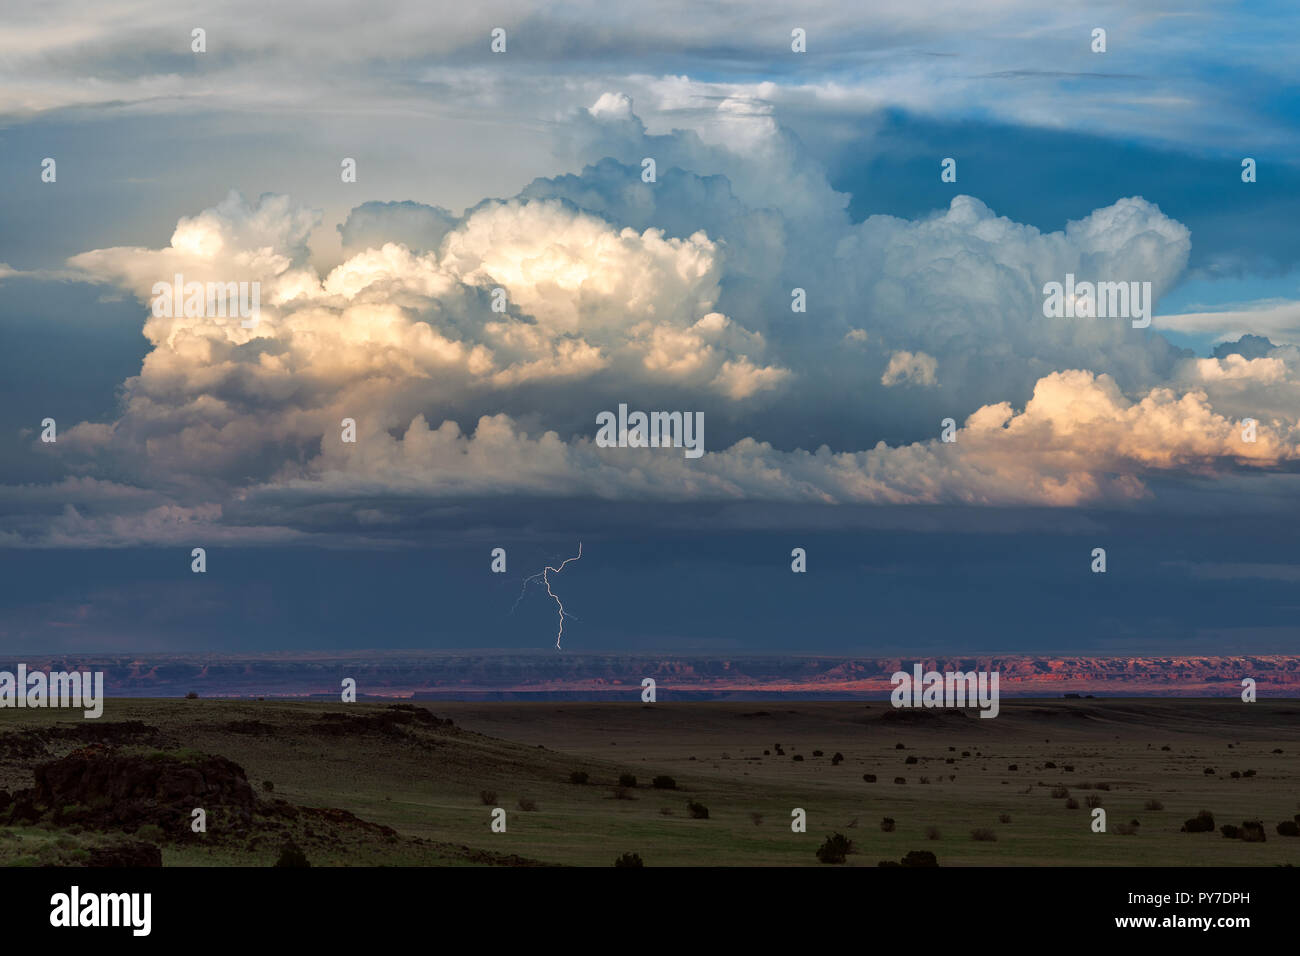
2 1 1299 654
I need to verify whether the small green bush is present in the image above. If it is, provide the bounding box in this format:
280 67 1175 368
1240 821 1266 842
274 839 310 867
900 850 938 867
816 833 853 864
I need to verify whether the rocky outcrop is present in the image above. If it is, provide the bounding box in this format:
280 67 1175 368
4 752 255 834
87 841 163 867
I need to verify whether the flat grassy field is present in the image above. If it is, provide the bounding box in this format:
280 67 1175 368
1 698 1297 866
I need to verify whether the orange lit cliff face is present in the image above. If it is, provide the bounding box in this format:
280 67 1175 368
11 654 1300 699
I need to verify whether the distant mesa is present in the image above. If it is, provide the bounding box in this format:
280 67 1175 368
11 653 1291 700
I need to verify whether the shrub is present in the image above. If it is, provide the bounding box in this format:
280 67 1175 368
262 780 274 792
895 743 905 750
1220 824 1240 839
274 839 310 868
900 850 938 867
1113 823 1138 836
749 812 763 826
1065 798 1080 809
687 801 709 820
185 691 199 700
569 771 589 785
1144 800 1164 811
971 828 997 842
1244 769 1256 777
998 813 1012 824
1203 768 1215 775
1230 771 1241 779
812 750 824 757
613 852 644 867
1051 787 1069 799
480 790 497 806
517 797 538 812
1276 821 1299 837
1044 761 1056 769
618 774 637 789
1085 795 1103 809
1160 745 1171 751
651 775 676 790
862 773 877 783
1007 764 1018 771
831 752 844 766
1063 764 1074 772
1095 783 1111 791
961 751 971 757
880 817 896 833
904 755 918 765
612 787 635 801
792 755 804 762
1181 810 1215 833
893 777 906 785
1240 821 1266 843
945 758 955 764
925 826 940 840
816 833 854 864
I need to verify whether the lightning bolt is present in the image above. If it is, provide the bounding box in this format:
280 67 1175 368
512 543 583 650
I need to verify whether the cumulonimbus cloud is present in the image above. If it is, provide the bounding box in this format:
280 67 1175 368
7 95 1298 546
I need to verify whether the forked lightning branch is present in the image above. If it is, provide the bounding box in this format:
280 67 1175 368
513 543 583 650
